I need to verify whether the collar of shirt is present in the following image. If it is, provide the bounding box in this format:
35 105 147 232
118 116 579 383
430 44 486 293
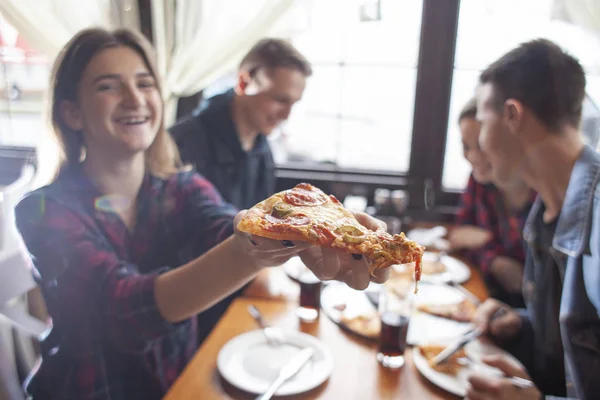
50 164 157 209
46 165 164 256
523 145 600 257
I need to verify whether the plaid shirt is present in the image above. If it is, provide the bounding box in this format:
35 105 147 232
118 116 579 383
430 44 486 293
15 166 236 400
455 174 533 279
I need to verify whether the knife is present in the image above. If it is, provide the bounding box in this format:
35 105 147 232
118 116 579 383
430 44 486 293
431 308 507 366
458 357 536 388
256 347 314 400
435 252 481 305
430 327 484 366
447 281 481 306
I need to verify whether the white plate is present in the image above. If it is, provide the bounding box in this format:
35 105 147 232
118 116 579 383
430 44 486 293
320 282 379 340
282 257 310 282
429 252 471 284
217 329 333 396
407 226 448 247
281 256 324 284
412 339 515 397
393 252 471 284
408 283 474 346
321 282 475 344
412 345 471 397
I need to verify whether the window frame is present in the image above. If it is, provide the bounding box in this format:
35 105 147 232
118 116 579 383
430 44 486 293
277 0 460 220
275 0 462 221
154 0 464 221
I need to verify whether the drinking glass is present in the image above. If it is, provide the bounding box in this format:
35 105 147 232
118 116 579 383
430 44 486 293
377 286 412 369
296 269 322 322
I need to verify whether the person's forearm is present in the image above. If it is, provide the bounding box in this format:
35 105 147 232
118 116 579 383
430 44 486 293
490 256 524 292
154 236 261 322
448 225 492 250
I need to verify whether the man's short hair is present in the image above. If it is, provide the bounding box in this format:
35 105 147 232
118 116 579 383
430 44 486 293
239 38 312 77
479 39 586 131
458 97 477 123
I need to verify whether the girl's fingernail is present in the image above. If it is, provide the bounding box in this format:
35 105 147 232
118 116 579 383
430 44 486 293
352 253 363 260
282 240 295 248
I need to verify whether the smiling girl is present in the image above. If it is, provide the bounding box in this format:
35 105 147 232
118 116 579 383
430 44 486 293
15 28 385 399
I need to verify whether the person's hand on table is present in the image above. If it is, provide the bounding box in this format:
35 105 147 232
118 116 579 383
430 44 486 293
490 256 524 293
466 354 541 400
474 299 522 340
448 225 492 250
233 210 390 291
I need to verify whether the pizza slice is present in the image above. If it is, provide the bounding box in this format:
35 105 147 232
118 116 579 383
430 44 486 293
237 183 425 284
419 344 466 375
416 299 477 323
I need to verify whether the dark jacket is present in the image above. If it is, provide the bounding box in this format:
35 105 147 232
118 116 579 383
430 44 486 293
169 89 276 210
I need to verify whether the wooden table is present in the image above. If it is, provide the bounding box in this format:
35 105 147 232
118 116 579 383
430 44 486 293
165 256 488 400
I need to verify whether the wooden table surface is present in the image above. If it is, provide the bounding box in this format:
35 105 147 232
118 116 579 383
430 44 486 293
164 252 488 400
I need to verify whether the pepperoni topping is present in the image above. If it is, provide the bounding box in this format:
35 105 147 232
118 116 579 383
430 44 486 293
265 213 311 226
311 224 336 244
284 187 328 206
329 194 341 205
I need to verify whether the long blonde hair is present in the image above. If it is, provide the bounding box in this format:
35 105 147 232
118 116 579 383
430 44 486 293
49 28 182 179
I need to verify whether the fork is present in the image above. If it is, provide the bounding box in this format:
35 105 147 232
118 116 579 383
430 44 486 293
247 304 286 346
447 279 481 306
457 357 536 389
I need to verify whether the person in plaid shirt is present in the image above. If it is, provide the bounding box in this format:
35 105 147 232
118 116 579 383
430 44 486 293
15 28 388 400
449 98 535 308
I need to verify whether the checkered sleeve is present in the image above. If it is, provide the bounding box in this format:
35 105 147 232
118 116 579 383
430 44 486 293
177 171 236 254
478 240 505 277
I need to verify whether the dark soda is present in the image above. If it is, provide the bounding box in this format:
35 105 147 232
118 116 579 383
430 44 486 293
299 280 321 310
297 272 321 321
377 311 409 368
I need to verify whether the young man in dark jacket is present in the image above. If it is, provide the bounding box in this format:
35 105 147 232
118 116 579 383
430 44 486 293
170 38 312 210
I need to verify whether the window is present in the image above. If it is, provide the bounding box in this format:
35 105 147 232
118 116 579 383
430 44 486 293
271 0 423 173
0 15 50 148
442 0 600 191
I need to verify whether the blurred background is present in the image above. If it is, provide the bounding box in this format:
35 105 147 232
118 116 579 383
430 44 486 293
1 0 599 220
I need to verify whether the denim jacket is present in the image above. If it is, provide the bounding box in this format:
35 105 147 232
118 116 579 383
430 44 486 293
520 145 600 400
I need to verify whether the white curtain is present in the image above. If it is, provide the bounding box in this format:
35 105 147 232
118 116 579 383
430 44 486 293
151 0 306 125
0 0 140 187
0 0 308 181
0 0 140 60
552 0 600 39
